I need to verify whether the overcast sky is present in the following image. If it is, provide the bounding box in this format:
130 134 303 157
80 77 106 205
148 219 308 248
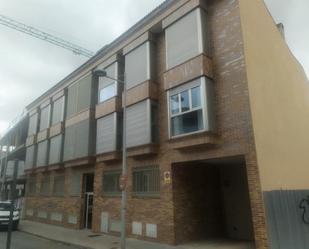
0 0 308 136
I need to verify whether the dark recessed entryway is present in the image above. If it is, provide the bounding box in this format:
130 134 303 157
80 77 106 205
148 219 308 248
83 173 94 229
172 157 255 247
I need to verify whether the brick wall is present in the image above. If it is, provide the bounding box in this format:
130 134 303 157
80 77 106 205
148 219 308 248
25 0 269 247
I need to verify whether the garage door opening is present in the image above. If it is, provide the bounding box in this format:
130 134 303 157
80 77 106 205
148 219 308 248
172 158 255 247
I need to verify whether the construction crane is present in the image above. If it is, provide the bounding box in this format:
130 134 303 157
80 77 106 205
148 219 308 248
0 14 95 58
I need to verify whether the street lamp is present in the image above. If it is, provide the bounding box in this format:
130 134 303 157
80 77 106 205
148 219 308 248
93 69 127 249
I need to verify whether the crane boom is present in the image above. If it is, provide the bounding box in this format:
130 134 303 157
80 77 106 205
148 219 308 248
0 14 95 58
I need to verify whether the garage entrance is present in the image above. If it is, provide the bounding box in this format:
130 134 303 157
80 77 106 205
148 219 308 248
172 157 255 246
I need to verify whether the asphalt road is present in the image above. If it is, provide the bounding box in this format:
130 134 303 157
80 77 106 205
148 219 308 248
0 230 85 249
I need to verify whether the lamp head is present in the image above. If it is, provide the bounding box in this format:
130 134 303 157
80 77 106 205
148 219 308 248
93 69 107 77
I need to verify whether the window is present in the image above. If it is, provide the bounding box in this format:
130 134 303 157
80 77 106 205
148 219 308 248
53 175 64 196
103 171 121 196
52 96 65 125
49 135 63 165
63 120 91 161
66 74 92 118
125 42 152 89
133 166 160 197
99 84 116 102
28 113 38 136
25 145 36 170
98 62 118 103
39 105 51 131
126 99 157 148
40 176 50 195
165 8 208 70
168 77 214 137
69 173 81 197
96 113 121 154
36 140 48 167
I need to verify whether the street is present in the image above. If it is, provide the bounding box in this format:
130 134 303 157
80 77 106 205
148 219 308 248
0 230 84 249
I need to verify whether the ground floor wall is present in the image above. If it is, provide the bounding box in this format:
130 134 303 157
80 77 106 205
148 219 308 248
23 152 268 247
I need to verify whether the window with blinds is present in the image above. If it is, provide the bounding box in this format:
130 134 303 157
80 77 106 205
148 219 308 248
28 113 38 136
39 105 51 131
165 8 208 70
66 74 92 118
125 42 152 89
25 145 36 170
49 135 63 165
52 96 65 125
132 166 160 197
36 140 48 167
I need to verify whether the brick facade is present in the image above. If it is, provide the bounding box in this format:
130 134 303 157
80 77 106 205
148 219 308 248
24 0 270 248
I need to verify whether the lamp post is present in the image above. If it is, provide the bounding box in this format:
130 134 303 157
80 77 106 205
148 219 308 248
93 69 127 249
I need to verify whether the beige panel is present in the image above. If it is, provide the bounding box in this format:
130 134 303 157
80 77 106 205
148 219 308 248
123 32 154 55
65 109 93 128
37 129 49 142
239 0 309 190
162 0 206 29
164 54 213 90
49 123 64 138
52 90 65 101
26 135 36 147
95 97 122 119
125 80 158 107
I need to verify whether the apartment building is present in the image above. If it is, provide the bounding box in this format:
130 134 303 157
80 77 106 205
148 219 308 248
1 0 307 248
0 114 28 200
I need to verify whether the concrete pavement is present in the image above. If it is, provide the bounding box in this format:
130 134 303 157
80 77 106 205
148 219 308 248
19 220 255 249
0 230 83 249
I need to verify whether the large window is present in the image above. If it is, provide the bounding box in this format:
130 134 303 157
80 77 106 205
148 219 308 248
165 8 208 70
125 42 152 89
28 113 38 136
53 175 64 196
126 99 157 148
103 171 121 196
49 135 63 165
66 74 92 118
25 145 36 170
63 120 92 161
39 105 51 131
96 113 122 154
36 140 48 167
132 166 160 197
52 96 65 125
168 77 214 137
98 62 118 103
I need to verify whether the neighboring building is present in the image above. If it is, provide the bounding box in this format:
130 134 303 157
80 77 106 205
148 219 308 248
1 0 308 248
0 113 28 200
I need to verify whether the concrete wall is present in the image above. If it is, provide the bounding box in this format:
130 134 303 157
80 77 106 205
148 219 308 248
239 0 309 191
239 1 309 248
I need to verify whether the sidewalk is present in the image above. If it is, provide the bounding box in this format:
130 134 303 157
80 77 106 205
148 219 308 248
19 220 177 249
18 220 255 249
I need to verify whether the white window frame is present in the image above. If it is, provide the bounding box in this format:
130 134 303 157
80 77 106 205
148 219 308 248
167 77 209 138
98 81 117 103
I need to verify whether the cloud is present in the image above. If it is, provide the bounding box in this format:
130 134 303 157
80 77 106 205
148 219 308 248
0 0 308 136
